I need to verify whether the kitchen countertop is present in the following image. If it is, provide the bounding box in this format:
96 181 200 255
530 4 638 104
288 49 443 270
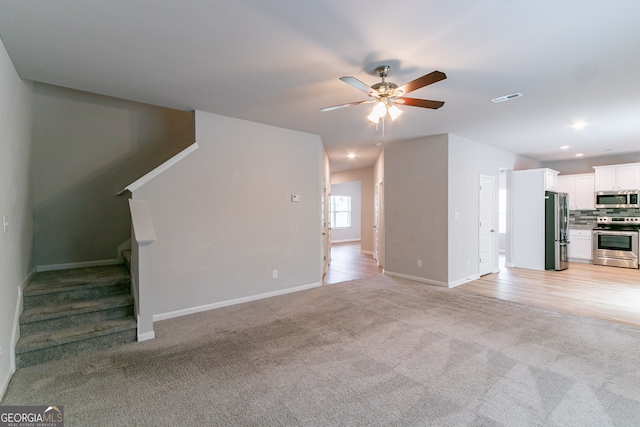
569 224 594 230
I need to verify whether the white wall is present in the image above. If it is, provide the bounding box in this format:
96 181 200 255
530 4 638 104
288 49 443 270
31 83 194 267
0 37 33 398
134 110 324 319
384 134 540 287
447 134 541 285
330 181 361 243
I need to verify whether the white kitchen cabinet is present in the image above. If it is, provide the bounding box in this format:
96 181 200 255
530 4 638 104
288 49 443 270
568 229 592 261
557 173 595 210
545 169 558 190
594 163 640 191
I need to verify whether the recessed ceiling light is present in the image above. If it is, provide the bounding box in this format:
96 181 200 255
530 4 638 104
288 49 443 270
571 122 587 129
576 153 584 157
347 153 356 159
491 92 523 103
560 145 570 150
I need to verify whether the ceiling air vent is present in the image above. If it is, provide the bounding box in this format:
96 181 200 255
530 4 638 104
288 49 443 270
491 92 523 103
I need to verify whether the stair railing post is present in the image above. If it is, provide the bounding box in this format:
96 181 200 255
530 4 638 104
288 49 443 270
128 199 156 341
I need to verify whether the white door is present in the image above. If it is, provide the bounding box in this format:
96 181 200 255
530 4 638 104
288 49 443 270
321 187 331 277
374 180 384 268
479 175 495 276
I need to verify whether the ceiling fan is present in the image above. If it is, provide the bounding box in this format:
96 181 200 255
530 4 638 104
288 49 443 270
320 65 446 123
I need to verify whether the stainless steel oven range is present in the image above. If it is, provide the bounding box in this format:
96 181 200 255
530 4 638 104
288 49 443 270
592 216 640 269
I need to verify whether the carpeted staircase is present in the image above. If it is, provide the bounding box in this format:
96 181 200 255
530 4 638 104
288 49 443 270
15 264 137 368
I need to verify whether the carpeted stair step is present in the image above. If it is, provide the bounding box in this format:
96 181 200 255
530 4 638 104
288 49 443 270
122 249 132 271
17 264 138 369
15 318 137 368
20 294 134 335
23 265 131 309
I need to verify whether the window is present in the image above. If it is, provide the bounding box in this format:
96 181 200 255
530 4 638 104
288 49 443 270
330 195 351 228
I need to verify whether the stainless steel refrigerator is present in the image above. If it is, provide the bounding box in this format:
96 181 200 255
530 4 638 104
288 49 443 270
545 191 569 271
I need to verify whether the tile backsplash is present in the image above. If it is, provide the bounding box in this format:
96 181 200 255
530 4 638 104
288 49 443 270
570 208 640 228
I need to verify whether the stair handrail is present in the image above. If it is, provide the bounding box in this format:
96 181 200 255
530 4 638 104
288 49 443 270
117 142 199 195
128 199 156 341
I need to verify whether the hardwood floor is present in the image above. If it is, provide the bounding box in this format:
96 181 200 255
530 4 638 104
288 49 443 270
324 245 640 328
323 242 382 285
456 257 640 328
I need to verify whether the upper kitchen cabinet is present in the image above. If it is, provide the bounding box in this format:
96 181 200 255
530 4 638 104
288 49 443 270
594 163 640 191
556 173 595 210
544 169 559 190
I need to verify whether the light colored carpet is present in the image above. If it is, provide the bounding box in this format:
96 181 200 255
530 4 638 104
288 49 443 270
3 274 640 426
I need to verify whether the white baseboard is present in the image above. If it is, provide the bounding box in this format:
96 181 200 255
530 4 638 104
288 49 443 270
448 274 481 288
137 331 156 342
136 314 155 342
360 250 374 256
36 258 121 272
117 240 132 263
384 271 449 287
2 269 32 400
0 364 11 402
384 270 480 288
10 286 23 370
154 282 322 322
1 288 22 399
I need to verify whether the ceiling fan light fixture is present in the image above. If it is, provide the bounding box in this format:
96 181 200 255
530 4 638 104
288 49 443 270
368 101 387 122
388 104 402 120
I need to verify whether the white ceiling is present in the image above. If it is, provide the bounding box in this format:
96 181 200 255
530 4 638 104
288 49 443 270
1 0 639 172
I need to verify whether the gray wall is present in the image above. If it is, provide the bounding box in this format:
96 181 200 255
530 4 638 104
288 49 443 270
385 135 450 284
0 38 33 397
31 83 194 267
384 134 540 287
134 110 324 318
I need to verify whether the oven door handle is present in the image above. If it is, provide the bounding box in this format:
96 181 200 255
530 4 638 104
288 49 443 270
592 230 639 237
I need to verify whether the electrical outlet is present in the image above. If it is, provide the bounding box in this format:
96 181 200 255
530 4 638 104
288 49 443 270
272 270 278 279
3 216 8 232
417 260 422 267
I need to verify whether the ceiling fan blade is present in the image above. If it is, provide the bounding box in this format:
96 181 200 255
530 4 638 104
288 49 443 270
339 76 373 95
396 97 445 109
320 99 374 112
397 71 447 95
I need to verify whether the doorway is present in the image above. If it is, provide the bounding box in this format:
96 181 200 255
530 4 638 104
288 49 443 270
479 174 495 276
323 242 382 284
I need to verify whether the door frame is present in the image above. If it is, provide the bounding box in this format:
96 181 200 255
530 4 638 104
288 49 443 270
374 179 385 268
479 174 495 276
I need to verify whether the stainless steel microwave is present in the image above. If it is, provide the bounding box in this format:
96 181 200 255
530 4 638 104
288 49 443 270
595 190 640 209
